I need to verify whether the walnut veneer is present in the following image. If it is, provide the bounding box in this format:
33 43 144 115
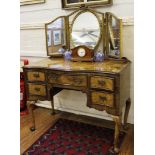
23 58 131 153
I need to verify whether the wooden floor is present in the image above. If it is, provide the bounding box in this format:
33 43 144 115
20 108 134 155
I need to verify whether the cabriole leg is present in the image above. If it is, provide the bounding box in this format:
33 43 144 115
123 98 131 130
112 115 121 153
27 101 37 132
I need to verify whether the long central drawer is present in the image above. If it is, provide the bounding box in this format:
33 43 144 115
48 73 87 87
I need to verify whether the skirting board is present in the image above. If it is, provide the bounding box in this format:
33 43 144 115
35 101 113 122
35 101 131 124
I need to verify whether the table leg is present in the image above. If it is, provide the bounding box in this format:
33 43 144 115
112 115 121 153
50 88 55 115
27 101 37 131
123 98 131 130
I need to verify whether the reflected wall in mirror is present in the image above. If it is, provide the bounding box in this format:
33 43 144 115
71 11 101 50
46 17 66 57
106 13 122 58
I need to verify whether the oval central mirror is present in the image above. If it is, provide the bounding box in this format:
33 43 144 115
71 11 101 49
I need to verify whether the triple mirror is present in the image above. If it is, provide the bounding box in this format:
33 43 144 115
45 8 122 59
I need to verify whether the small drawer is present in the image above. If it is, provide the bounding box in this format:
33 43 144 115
28 83 46 96
27 71 45 82
48 74 87 87
90 76 114 91
91 91 114 107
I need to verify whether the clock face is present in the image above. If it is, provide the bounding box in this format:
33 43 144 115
77 48 86 57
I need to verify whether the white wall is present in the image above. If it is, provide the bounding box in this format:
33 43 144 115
20 0 134 124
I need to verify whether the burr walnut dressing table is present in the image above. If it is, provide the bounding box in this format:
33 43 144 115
23 8 131 153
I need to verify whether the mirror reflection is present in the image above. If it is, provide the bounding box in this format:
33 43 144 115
71 12 100 49
46 17 66 55
108 15 121 58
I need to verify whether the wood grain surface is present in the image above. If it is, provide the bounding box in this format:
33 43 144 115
24 58 129 74
28 83 46 96
27 71 45 82
91 91 114 107
90 76 114 91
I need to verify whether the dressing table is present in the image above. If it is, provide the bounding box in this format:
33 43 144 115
23 7 131 153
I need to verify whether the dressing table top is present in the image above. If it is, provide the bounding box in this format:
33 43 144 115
24 58 130 74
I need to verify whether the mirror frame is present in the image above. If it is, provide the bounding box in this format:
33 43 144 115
70 9 102 51
45 8 122 59
45 16 68 57
105 12 122 58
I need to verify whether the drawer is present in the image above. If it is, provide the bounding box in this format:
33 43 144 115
48 74 87 87
28 95 48 101
28 83 46 96
90 76 114 91
91 91 114 107
27 71 45 82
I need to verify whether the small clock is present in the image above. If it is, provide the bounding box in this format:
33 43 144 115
71 45 94 62
77 48 86 57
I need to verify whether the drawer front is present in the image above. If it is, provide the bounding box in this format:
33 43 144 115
48 74 87 87
28 95 48 101
90 76 114 91
91 91 114 107
27 71 45 82
28 83 46 96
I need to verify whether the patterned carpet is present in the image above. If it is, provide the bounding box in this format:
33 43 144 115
23 119 125 155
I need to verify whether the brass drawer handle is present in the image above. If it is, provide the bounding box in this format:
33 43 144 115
33 73 40 78
98 80 105 86
51 75 57 80
34 87 40 92
72 77 82 84
99 96 107 101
